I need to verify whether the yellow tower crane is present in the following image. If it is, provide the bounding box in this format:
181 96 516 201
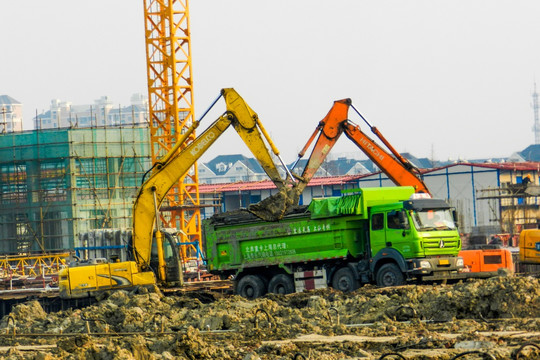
143 0 200 262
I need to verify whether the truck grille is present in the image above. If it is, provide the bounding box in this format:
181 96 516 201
423 237 460 255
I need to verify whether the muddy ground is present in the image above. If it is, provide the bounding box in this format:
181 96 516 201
0 275 539 359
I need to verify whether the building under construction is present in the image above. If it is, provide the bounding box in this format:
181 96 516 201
0 125 150 256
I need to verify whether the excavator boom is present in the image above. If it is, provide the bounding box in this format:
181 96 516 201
294 99 351 185
342 121 430 194
293 99 430 196
132 88 293 271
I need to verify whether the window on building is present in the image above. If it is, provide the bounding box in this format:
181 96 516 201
0 163 27 203
216 163 227 172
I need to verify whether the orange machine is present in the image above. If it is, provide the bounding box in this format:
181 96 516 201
519 229 540 264
459 248 514 277
516 229 540 273
291 99 431 196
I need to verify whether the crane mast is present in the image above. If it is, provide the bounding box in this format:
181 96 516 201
143 0 200 261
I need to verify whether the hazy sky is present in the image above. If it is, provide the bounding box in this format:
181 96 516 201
2 1 540 163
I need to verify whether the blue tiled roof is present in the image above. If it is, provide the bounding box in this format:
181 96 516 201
205 154 264 175
0 95 21 105
519 144 540 161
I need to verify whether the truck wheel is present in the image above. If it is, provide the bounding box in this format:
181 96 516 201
236 275 266 299
268 274 294 295
376 263 404 287
332 267 359 293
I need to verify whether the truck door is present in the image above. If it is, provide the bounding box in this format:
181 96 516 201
385 210 410 256
370 211 409 257
370 212 386 256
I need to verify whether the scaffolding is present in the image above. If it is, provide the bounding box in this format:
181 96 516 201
477 183 540 235
0 124 151 256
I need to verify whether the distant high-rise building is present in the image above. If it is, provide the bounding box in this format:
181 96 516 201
33 94 149 129
0 95 24 133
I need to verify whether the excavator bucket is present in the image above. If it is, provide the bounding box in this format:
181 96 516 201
247 186 300 221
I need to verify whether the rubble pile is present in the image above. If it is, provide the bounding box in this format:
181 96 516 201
0 276 539 359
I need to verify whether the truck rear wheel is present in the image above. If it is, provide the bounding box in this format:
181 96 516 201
236 275 266 299
268 274 294 295
332 267 359 293
376 263 404 287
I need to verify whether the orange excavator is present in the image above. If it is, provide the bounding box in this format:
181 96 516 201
290 98 430 196
291 98 514 279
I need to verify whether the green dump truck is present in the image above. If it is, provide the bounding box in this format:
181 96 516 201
203 187 464 298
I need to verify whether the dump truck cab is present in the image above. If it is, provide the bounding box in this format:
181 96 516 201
367 197 463 285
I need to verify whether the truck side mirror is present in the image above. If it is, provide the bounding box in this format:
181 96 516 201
398 210 410 230
452 209 459 228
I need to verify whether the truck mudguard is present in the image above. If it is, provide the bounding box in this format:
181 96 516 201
371 247 408 274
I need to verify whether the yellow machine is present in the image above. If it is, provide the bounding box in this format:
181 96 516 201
59 89 295 298
519 229 540 264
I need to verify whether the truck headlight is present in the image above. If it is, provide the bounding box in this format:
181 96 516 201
456 257 464 267
420 260 432 269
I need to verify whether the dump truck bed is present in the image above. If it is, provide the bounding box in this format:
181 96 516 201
204 208 367 273
204 187 416 273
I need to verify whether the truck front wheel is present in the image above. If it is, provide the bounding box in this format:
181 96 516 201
236 275 266 299
268 274 295 294
376 263 404 287
332 267 359 292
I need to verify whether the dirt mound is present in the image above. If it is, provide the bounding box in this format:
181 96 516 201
0 276 539 359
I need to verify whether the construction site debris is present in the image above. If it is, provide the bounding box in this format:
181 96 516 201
0 276 539 359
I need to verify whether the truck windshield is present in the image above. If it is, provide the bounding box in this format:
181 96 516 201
410 209 456 231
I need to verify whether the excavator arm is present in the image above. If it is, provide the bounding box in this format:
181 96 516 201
292 99 351 190
293 99 430 196
341 121 430 194
132 88 293 274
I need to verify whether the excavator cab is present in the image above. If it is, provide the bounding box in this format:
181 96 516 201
148 229 182 285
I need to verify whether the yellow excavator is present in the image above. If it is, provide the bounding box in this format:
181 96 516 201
59 88 296 299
